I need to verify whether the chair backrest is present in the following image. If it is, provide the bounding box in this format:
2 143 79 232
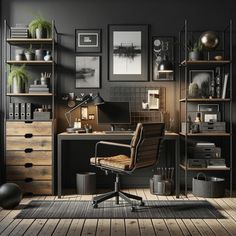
130 123 165 169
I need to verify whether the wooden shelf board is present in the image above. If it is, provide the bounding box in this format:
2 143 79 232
180 98 231 102
7 93 53 96
179 164 230 171
179 132 231 136
181 60 231 65
7 38 53 44
7 60 54 65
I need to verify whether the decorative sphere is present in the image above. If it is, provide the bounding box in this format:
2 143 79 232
200 31 219 50
0 183 22 209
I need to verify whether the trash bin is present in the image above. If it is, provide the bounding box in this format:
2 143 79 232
76 172 96 195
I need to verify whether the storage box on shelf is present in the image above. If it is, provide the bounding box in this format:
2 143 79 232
178 20 233 197
3 20 58 195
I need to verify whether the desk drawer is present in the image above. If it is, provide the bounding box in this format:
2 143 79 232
6 136 52 150
8 181 52 195
6 166 52 180
6 151 52 165
6 121 52 136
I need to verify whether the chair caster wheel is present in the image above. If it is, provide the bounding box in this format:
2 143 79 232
93 203 98 208
131 206 135 212
140 201 145 206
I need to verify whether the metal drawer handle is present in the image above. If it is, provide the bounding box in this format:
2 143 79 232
24 178 33 182
25 133 33 138
25 148 33 153
25 121 33 124
25 163 33 168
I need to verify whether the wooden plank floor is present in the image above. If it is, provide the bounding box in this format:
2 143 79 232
0 189 236 236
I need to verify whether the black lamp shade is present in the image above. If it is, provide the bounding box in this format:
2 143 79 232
93 93 105 105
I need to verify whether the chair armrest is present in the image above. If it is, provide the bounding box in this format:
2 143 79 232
94 141 131 166
97 141 131 148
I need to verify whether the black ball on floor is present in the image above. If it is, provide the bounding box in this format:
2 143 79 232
0 183 22 209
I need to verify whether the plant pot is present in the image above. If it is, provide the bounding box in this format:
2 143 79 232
15 54 25 61
36 28 47 39
189 51 203 61
25 52 35 61
35 49 45 61
11 77 25 93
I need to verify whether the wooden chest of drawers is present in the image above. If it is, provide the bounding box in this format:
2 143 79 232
6 121 53 195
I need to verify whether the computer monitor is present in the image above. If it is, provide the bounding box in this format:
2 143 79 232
97 102 131 127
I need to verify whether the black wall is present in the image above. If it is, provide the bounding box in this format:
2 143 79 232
1 0 236 186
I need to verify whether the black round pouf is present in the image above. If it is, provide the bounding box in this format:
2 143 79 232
0 183 22 209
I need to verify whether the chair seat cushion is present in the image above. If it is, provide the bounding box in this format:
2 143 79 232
90 155 131 170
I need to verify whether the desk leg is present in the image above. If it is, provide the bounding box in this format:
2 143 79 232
175 137 180 198
57 136 62 198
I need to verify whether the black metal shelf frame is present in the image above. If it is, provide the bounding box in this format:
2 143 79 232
178 20 233 197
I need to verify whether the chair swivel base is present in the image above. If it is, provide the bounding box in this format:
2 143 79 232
92 190 145 211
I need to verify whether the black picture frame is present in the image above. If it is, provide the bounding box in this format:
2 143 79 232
189 70 214 98
75 29 101 53
75 56 101 88
152 36 174 81
108 24 149 81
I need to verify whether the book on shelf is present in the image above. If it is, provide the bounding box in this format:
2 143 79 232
196 142 215 147
222 73 229 99
30 84 48 88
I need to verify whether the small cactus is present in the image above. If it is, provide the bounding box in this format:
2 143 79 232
189 83 199 97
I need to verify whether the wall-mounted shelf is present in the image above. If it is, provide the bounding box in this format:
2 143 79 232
181 60 231 66
7 93 53 96
179 164 230 171
179 98 231 102
6 38 54 45
7 60 54 65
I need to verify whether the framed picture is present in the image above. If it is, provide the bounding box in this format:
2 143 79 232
81 106 88 120
152 36 174 81
108 24 149 81
75 56 100 88
198 104 219 112
147 89 160 110
75 29 101 52
198 104 220 122
189 70 214 98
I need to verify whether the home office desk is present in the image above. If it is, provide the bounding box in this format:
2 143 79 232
57 132 179 198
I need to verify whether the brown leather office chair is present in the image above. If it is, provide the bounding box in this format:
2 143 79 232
90 122 165 211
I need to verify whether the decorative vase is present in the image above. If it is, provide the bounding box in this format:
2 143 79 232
44 51 52 61
35 28 47 39
25 52 35 61
11 77 25 93
189 82 199 97
35 49 45 60
189 51 203 61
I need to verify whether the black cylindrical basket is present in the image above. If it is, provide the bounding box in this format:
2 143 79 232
192 172 225 198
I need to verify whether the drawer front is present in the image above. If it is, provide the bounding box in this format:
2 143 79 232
9 181 52 195
6 166 52 180
6 151 52 165
6 121 52 136
6 136 52 150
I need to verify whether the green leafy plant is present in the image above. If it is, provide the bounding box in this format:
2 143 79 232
8 65 31 87
28 13 52 38
188 40 203 52
25 44 34 54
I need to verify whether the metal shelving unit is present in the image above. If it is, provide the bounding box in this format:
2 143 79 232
3 20 58 195
178 20 233 197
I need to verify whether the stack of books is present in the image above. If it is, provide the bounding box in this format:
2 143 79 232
29 84 49 93
10 24 28 38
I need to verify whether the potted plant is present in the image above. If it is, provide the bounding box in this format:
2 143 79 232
8 65 31 93
28 14 52 39
188 41 203 61
24 44 35 61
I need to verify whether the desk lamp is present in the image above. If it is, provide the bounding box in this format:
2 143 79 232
65 93 104 133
